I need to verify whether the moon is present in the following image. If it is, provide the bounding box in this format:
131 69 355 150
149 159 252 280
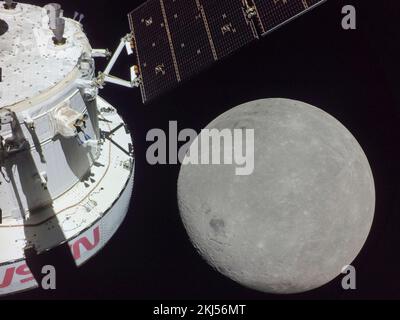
178 98 375 294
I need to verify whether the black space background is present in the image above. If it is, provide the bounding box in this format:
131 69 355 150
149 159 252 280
3 0 400 300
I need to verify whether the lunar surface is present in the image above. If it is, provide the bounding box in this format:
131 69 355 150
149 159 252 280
178 98 375 294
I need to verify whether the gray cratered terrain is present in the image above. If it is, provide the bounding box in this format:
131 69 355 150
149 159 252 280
178 98 375 294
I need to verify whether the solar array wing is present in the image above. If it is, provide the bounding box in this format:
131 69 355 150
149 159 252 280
129 0 326 103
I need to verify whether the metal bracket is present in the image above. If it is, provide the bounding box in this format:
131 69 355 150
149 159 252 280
96 33 141 89
0 110 29 162
100 123 134 158
243 0 257 19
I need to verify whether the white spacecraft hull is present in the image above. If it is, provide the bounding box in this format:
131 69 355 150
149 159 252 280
0 97 134 296
0 172 134 296
0 171 133 295
0 2 136 296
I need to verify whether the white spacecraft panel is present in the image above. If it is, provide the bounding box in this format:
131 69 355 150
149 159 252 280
0 1 135 296
0 172 133 296
0 171 133 294
0 89 98 219
0 97 134 296
0 2 91 109
0 260 39 295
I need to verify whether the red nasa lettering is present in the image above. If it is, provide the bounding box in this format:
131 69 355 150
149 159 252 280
0 264 35 289
0 226 100 289
71 226 100 260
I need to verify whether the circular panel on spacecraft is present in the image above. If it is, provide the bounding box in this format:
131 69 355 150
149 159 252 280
0 2 91 109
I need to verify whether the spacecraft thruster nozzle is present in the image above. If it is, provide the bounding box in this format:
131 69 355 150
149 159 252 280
52 17 66 45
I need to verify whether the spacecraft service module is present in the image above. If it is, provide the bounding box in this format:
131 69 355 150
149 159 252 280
0 1 135 295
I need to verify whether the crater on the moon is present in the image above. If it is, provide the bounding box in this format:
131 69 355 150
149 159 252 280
210 219 226 235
